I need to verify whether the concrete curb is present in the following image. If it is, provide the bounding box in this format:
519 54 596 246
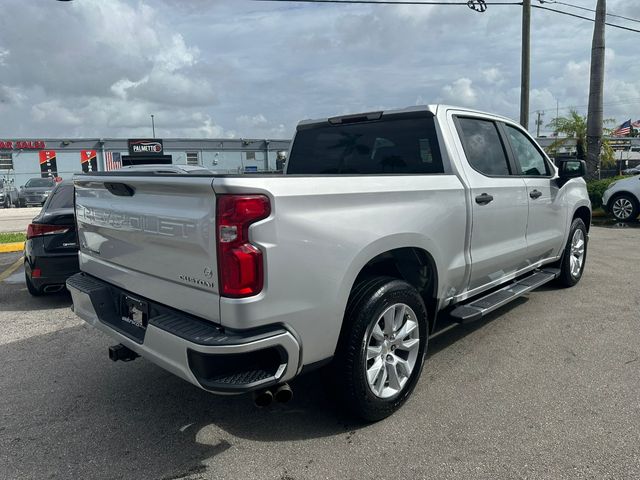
0 242 25 253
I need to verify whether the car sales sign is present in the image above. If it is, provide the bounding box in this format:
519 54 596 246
128 139 163 156
0 140 46 150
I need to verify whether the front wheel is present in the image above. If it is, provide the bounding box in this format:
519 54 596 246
556 218 588 287
333 277 428 421
610 194 639 222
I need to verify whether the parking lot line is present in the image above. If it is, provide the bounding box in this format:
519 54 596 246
0 242 25 253
0 256 23 282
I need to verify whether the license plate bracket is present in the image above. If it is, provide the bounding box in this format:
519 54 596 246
107 294 150 343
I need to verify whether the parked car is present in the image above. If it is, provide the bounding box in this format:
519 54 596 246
18 177 56 207
0 178 19 208
602 175 640 221
24 181 79 295
67 105 590 420
622 166 640 175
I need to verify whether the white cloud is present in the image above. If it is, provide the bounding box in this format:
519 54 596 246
441 78 477 107
0 0 639 137
482 67 504 85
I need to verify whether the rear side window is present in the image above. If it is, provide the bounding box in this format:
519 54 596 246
288 116 444 175
45 185 73 210
456 117 511 176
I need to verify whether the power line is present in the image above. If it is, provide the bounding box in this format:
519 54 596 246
532 97 640 117
541 0 640 25
532 5 640 34
254 0 522 5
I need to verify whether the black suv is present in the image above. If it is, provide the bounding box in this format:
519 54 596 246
24 181 79 295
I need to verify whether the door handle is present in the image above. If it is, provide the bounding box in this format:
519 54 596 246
475 193 494 205
529 189 542 199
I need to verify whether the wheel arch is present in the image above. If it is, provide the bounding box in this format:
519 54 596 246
572 205 592 232
336 235 442 337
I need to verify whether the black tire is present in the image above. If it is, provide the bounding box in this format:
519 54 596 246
609 193 639 222
556 218 588 288
333 276 428 421
25 268 43 296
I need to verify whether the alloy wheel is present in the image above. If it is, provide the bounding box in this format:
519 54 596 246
364 303 421 399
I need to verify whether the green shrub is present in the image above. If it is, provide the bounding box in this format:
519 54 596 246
587 176 625 209
0 232 26 244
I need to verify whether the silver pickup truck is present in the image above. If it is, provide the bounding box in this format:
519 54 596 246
67 105 591 420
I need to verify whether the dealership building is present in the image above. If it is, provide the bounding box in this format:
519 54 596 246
0 137 291 188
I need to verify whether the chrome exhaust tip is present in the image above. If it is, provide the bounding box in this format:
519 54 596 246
43 284 64 293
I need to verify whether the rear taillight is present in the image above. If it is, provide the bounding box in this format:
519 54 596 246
26 223 70 239
216 195 271 298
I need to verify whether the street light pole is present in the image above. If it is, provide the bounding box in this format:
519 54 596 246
520 0 531 129
151 115 156 139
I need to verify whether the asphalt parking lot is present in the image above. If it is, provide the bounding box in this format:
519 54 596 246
1 226 639 480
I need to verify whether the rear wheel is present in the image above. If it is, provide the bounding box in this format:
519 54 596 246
610 193 639 222
333 277 428 421
556 218 587 287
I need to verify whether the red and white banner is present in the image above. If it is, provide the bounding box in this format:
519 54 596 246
81 150 98 172
39 150 58 178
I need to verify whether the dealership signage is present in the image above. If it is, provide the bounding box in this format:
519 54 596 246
0 140 46 150
39 150 58 178
128 139 163 156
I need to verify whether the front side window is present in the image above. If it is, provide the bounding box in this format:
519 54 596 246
504 125 550 176
456 117 510 176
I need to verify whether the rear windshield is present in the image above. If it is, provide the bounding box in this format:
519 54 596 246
25 178 55 187
288 116 444 175
45 185 73 210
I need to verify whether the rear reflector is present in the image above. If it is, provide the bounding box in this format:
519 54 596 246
26 223 70 239
31 268 42 278
216 195 270 298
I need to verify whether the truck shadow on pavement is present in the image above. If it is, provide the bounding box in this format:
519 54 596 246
1 288 530 479
0 324 360 480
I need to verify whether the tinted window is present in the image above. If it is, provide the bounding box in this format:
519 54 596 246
456 118 510 176
25 178 55 188
504 125 550 176
45 185 73 210
288 116 444 175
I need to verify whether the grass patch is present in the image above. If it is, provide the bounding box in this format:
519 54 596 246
0 232 26 244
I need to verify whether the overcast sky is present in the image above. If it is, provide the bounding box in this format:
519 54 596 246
0 0 639 139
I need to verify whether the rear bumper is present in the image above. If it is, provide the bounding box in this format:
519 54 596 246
24 248 79 288
66 273 301 394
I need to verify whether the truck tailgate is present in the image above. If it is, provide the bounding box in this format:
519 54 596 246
74 175 221 323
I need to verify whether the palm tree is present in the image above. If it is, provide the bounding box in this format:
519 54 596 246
546 109 587 159
546 109 615 169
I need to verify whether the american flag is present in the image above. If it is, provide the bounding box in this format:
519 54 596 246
612 119 632 137
104 151 122 171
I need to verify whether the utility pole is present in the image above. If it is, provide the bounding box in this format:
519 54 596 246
151 114 156 139
520 0 531 129
586 0 606 180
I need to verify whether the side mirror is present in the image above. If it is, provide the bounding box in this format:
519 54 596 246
557 159 586 179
